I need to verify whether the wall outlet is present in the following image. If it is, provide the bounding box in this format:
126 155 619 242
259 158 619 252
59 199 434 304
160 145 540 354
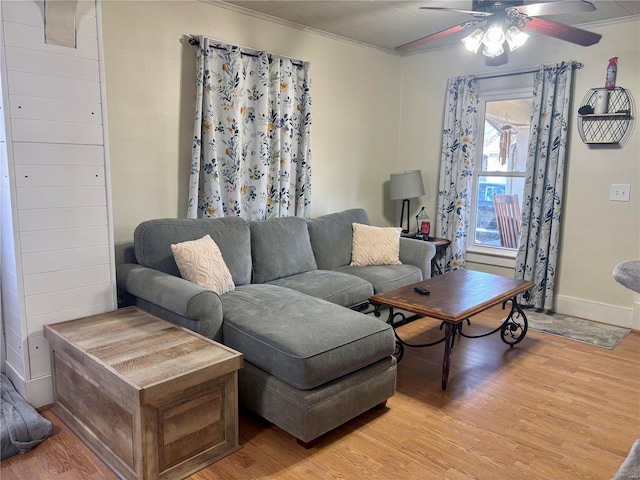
610 184 631 202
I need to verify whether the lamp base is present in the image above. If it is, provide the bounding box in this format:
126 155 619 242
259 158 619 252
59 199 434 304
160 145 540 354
399 199 411 234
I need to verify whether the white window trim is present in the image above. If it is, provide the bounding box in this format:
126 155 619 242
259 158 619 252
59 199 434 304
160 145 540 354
467 85 532 268
467 246 517 269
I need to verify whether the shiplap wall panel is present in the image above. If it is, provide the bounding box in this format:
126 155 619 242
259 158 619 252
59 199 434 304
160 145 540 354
5 46 99 81
26 283 113 317
77 18 98 39
7 71 100 103
1 130 24 374
17 186 107 209
2 289 21 332
5 344 24 377
1 0 115 405
19 206 107 231
4 327 22 357
22 245 110 275
14 165 105 187
0 104 5 142
2 21 98 59
28 335 49 372
21 226 109 253
0 0 98 31
2 302 23 376
28 303 111 336
13 143 104 165
77 1 98 20
23 264 111 296
11 119 103 144
28 335 49 356
4 315 22 351
29 350 50 378
0 0 98 32
9 95 102 124
0 0 44 27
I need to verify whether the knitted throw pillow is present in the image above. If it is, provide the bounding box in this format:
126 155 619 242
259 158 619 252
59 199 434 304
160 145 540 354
171 235 235 294
350 223 402 266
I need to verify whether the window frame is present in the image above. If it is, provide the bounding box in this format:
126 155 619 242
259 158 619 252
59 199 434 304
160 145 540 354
467 86 532 266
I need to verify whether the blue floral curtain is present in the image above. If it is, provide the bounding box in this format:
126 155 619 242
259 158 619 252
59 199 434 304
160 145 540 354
516 61 576 310
188 36 312 220
435 76 479 272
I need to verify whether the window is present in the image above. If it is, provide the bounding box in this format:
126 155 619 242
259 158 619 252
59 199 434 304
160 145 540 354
469 93 532 256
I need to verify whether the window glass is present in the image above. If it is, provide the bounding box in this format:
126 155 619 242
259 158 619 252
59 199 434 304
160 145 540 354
470 98 531 249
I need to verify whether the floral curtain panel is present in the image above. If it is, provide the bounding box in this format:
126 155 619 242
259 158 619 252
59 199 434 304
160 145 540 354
435 76 479 272
516 61 576 310
188 36 312 220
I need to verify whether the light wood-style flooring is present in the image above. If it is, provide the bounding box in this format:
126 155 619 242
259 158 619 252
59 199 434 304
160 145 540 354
2 305 639 479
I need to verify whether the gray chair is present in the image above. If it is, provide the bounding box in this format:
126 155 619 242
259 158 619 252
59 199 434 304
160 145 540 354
613 260 640 294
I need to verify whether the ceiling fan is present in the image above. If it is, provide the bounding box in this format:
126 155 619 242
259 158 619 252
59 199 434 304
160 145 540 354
396 0 602 65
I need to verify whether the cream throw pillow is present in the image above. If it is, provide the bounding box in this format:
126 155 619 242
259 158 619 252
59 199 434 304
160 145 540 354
171 235 235 295
350 223 402 267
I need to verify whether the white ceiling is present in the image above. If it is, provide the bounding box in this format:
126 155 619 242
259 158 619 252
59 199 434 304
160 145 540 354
214 1 640 54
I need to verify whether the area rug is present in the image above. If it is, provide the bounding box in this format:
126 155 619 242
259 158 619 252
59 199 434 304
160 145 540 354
612 439 640 480
523 310 631 349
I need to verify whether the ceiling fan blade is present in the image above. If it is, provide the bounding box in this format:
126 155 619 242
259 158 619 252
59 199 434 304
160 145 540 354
514 0 596 17
523 17 601 46
396 21 481 52
419 6 493 17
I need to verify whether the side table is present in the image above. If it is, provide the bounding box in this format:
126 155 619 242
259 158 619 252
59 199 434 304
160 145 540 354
403 234 451 276
44 307 243 480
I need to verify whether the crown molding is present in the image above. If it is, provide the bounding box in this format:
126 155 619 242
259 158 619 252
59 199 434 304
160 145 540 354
201 0 400 56
577 13 640 29
202 2 639 58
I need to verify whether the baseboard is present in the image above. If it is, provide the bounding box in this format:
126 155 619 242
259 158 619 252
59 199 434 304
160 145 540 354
632 299 640 331
5 364 53 408
555 295 634 329
25 374 54 408
5 363 27 398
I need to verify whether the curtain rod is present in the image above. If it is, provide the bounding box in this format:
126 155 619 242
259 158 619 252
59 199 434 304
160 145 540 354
188 36 305 67
473 61 583 80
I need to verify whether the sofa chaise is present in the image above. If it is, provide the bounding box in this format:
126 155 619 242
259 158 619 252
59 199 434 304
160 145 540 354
116 208 436 445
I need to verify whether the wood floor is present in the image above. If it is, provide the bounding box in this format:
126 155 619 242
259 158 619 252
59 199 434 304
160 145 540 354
2 305 639 480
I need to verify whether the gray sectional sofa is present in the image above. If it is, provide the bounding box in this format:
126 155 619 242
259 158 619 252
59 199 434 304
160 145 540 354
116 208 436 445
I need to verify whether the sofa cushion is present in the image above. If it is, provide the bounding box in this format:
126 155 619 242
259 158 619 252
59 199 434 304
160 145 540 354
134 217 252 286
238 357 396 443
350 223 402 267
171 235 235 294
267 270 373 307
221 284 394 390
250 217 317 284
306 208 370 270
335 264 422 294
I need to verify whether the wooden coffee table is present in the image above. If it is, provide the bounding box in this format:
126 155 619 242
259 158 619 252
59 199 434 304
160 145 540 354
369 269 534 390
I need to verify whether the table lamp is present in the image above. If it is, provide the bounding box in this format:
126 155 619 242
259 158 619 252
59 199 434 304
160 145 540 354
390 170 425 234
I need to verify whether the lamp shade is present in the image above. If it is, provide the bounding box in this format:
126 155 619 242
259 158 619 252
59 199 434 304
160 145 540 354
390 170 425 200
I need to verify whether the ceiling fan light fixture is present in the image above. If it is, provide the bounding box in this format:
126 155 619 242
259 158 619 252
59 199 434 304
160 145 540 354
482 23 505 49
505 25 528 51
482 42 504 58
462 28 485 53
402 1 603 57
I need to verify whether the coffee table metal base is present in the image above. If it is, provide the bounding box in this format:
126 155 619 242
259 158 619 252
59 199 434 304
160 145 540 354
374 296 528 390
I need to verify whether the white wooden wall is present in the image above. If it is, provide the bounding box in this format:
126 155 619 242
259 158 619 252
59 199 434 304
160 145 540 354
0 0 116 407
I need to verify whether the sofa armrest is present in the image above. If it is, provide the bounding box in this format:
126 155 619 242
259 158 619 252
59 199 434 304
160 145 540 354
399 238 437 280
116 263 224 341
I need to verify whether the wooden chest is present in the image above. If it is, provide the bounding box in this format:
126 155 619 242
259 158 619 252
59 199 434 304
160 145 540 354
44 307 243 480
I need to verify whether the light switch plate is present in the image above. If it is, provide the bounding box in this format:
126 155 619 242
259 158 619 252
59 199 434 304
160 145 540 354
610 184 631 202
